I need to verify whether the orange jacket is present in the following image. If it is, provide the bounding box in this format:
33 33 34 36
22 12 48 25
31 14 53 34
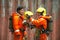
12 12 26 35
31 16 51 30
32 18 47 30
39 16 51 20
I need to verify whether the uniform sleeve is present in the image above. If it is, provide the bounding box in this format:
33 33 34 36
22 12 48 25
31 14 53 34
32 20 39 27
42 16 52 20
32 18 47 30
41 19 47 30
13 16 19 30
32 19 41 27
13 15 20 35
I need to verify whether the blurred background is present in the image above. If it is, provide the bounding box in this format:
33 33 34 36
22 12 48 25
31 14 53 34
0 0 60 40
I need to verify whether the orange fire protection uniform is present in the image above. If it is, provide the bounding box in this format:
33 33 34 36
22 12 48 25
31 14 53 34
30 16 51 40
12 12 26 40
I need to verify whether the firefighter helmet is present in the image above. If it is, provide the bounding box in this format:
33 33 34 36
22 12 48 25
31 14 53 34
36 7 46 16
24 11 33 19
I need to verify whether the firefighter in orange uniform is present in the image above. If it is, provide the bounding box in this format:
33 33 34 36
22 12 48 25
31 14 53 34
24 7 52 40
12 6 26 40
31 7 52 40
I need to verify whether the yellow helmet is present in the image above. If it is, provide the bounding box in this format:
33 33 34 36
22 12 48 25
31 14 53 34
36 7 46 16
24 11 33 19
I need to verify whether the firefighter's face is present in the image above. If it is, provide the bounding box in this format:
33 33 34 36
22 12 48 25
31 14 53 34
36 12 43 16
19 9 25 15
36 12 40 16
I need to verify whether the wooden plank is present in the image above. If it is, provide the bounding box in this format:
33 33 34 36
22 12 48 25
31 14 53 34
52 0 60 40
0 0 2 40
28 0 32 11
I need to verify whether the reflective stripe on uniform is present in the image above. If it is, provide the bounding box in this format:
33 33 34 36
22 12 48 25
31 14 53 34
22 20 26 23
15 29 20 32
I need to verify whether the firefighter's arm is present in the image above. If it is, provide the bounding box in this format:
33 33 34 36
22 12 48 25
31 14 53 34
31 18 47 29
41 16 52 20
13 15 20 35
31 18 41 27
42 16 53 22
42 19 47 30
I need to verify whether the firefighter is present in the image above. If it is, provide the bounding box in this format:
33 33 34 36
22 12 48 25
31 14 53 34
12 6 26 40
23 11 34 28
32 7 52 40
24 7 52 40
23 11 35 40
